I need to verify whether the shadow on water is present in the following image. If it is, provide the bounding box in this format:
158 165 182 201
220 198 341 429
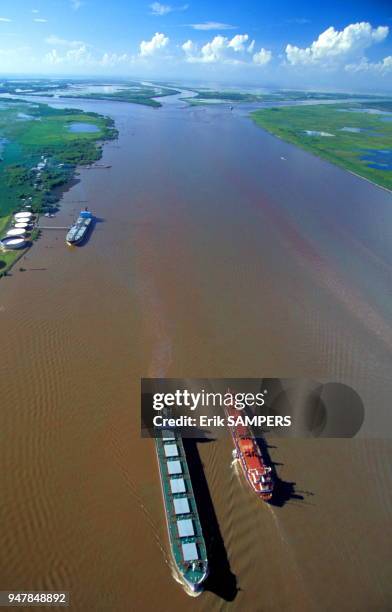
183 438 238 602
255 437 312 507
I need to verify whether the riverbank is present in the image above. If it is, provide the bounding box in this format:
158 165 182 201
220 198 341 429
251 102 392 191
63 85 180 107
0 92 391 611
0 99 117 274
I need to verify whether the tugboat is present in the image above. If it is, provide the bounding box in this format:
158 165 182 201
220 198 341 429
155 430 209 593
66 208 93 245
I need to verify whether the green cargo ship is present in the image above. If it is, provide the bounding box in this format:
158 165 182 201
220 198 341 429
155 430 209 593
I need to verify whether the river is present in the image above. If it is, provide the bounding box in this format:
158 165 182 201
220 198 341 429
0 91 391 611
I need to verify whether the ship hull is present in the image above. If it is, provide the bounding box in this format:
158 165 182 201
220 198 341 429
155 433 208 593
225 403 273 501
66 224 91 246
66 212 93 246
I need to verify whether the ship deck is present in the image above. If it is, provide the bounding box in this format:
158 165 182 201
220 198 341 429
226 405 273 497
155 432 208 589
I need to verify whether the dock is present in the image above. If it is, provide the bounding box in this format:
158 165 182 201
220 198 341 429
37 226 69 230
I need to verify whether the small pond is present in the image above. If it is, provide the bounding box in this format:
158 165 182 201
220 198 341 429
68 122 100 133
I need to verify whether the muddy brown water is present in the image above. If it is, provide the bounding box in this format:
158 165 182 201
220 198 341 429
0 94 391 611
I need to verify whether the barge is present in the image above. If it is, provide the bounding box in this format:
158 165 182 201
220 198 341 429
66 208 93 245
155 430 208 593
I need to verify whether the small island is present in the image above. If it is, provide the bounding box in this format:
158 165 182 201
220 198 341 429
0 78 180 107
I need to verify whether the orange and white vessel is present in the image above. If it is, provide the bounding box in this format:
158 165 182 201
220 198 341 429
224 398 274 501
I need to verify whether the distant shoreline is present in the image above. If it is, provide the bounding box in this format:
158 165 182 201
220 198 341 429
250 103 392 193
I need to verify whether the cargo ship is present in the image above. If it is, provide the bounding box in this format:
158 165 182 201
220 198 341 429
224 398 274 501
155 430 208 593
66 209 93 245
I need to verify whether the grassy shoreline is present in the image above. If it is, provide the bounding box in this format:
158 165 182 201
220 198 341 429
0 100 118 276
251 103 392 192
63 85 180 107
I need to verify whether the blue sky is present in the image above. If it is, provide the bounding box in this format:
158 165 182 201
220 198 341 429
0 0 391 90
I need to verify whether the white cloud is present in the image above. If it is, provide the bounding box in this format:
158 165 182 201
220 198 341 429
45 35 85 48
150 2 172 15
150 2 188 16
182 39 196 56
228 34 249 52
45 44 91 65
139 32 169 57
247 40 255 54
100 52 132 67
34 18 48 23
188 22 236 31
199 35 229 63
182 33 272 66
253 48 272 65
32 9 39 14
345 55 392 74
0 17 12 22
286 22 389 66
44 44 134 68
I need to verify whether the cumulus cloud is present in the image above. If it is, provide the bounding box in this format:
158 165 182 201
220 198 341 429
182 33 272 66
139 32 169 57
228 34 249 52
45 44 91 65
100 52 132 67
345 55 392 74
198 35 231 63
286 22 389 66
44 44 133 68
188 22 237 31
253 48 272 65
182 39 196 56
150 2 188 16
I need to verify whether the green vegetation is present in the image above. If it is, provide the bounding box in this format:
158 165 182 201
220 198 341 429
0 98 117 274
0 79 71 96
0 78 180 107
63 84 180 107
264 90 384 102
182 87 388 106
251 103 392 191
185 89 262 105
0 247 27 277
